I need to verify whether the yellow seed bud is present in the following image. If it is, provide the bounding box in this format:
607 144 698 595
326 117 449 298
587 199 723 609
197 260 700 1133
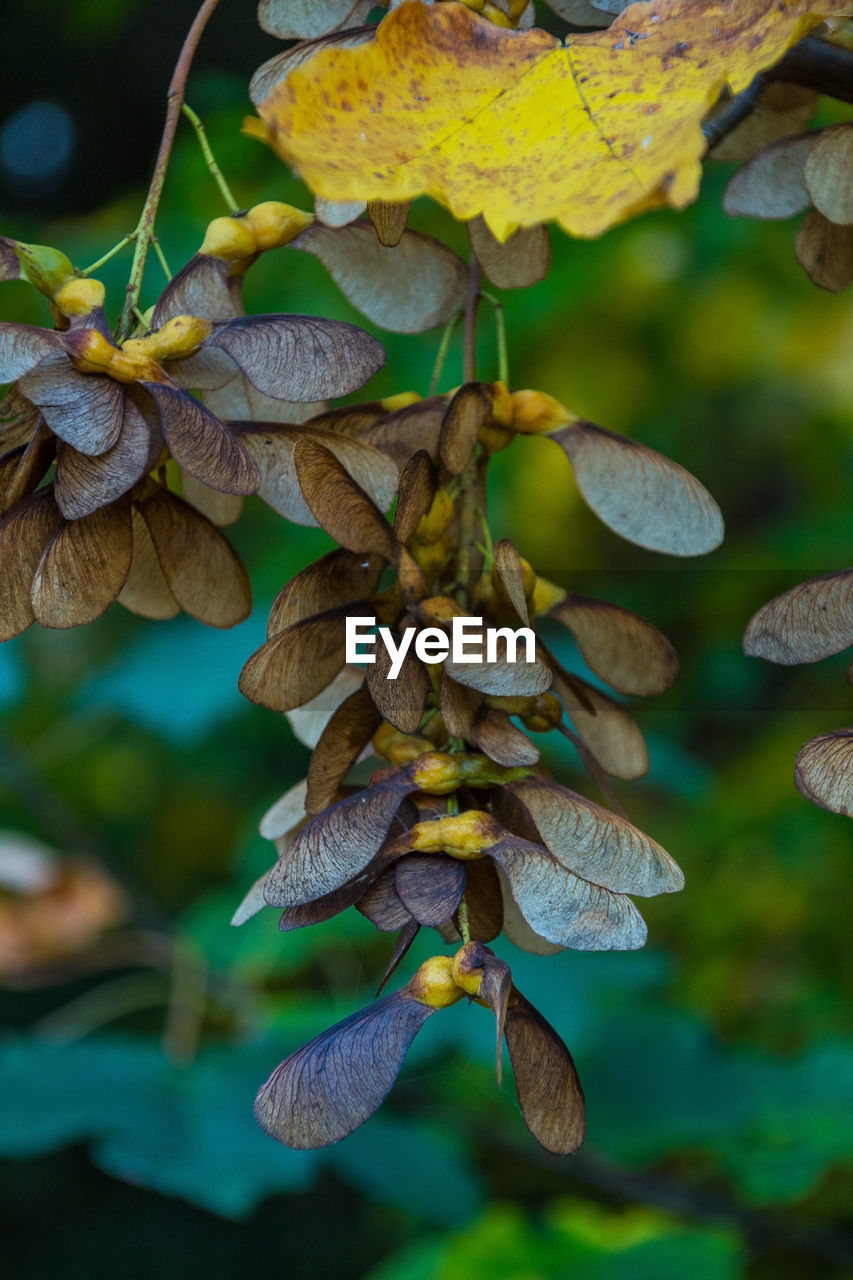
511 389 576 435
478 421 514 455
53 277 106 317
410 955 466 1009
530 575 566 616
245 201 313 250
491 555 537 613
372 723 435 766
414 489 454 544
451 942 487 996
380 391 422 412
199 215 258 261
418 596 466 624
123 314 212 363
409 809 500 859
481 3 513 26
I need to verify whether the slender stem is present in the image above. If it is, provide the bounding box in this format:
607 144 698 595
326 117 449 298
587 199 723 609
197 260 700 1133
455 260 486 603
117 0 221 339
457 898 471 945
462 259 482 384
151 236 173 283
703 75 768 152
81 232 137 277
481 289 509 385
182 102 240 212
429 309 461 396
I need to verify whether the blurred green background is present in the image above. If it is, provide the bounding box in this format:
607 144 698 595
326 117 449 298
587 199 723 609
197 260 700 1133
1 3 852 1278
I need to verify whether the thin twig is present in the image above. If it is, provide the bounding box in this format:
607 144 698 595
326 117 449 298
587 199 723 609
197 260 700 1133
455 259 486 603
117 0 221 339
182 101 240 212
429 308 461 396
81 233 136 277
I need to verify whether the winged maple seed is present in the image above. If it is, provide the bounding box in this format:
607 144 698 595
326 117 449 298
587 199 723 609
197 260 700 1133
255 942 586 1153
744 570 853 815
723 120 853 291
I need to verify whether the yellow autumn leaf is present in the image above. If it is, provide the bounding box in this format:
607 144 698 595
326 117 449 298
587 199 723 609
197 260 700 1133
253 0 851 240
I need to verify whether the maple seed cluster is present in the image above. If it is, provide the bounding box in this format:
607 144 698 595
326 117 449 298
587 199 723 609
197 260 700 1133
232 359 721 1149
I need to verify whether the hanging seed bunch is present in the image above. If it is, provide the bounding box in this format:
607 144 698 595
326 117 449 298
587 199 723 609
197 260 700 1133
0 212 384 636
744 570 853 815
235 359 729 1150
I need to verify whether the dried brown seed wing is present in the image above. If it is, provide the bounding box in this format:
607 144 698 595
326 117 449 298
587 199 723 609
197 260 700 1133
208 315 385 401
472 705 539 768
550 595 678 696
117 504 180 621
743 570 853 664
360 398 447 468
180 474 244 527
478 953 513 1083
286 665 367 748
279 873 375 931
504 987 585 1155
241 424 398 528
506 776 683 896
254 991 435 1149
493 538 530 625
367 200 410 247
263 775 415 906
393 451 437 543
440 672 482 741
357 864 413 932
445 627 551 698
794 730 853 817
19 356 123 456
259 778 309 841
367 636 429 734
0 488 62 641
31 497 133 629
268 549 384 636
0 384 41 456
394 854 465 927
803 124 853 225
722 134 812 219
496 866 563 954
468 217 550 289
138 488 251 627
1 425 55 514
487 836 648 951
240 609 352 712
458 857 503 943
205 374 325 425
438 382 492 476
294 437 398 559
306 683 381 814
551 421 723 556
257 0 372 41
0 324 63 382
292 222 467 333
54 395 152 520
231 871 270 927
550 661 649 781
152 254 240 327
144 382 260 496
795 211 853 293
376 920 420 994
